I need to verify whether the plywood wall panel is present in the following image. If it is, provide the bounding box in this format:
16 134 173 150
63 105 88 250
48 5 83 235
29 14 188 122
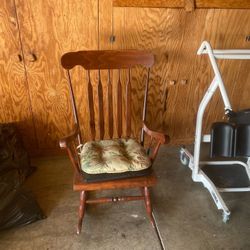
99 0 113 50
15 0 99 150
110 6 250 143
113 8 165 138
113 0 183 8
196 0 250 9
1 0 250 154
114 0 250 9
0 0 36 150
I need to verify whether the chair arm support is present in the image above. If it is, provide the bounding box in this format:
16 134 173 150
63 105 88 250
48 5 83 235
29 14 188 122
142 123 170 162
59 124 80 149
143 123 170 144
59 124 81 173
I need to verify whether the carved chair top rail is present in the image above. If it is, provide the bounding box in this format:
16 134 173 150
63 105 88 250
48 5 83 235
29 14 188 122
61 50 154 70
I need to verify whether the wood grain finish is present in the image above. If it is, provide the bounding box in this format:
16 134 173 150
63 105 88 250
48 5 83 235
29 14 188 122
107 70 114 138
77 190 86 235
66 70 82 143
61 50 154 69
111 7 250 143
143 186 156 228
14 0 98 150
73 172 157 191
196 0 250 9
113 0 183 8
114 0 250 9
1 1 250 155
98 70 105 140
126 69 131 137
74 167 157 234
61 50 155 141
59 50 166 234
85 196 145 203
0 0 36 150
117 69 122 137
184 0 195 11
99 0 113 50
87 70 96 140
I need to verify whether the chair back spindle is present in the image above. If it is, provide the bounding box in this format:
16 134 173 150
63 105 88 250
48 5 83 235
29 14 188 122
87 70 96 140
141 68 150 145
108 69 114 138
117 69 122 138
126 68 132 138
98 70 104 140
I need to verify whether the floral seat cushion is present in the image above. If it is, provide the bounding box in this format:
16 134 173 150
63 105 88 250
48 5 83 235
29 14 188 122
79 138 151 175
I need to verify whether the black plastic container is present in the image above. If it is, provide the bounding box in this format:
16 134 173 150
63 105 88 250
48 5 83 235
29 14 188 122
229 109 250 125
210 122 234 158
234 124 250 157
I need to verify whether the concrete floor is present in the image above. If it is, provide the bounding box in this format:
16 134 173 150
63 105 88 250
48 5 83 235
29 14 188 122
0 146 250 250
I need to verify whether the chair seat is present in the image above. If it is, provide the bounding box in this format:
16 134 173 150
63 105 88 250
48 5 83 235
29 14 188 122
79 138 151 174
73 171 157 191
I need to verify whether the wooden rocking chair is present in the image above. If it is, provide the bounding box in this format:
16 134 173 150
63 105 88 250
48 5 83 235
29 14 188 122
59 50 169 234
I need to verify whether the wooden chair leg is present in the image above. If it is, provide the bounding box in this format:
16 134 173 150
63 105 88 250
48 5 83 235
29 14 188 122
77 190 86 234
143 187 156 228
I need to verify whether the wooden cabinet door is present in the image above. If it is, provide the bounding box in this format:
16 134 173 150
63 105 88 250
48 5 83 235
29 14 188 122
15 0 99 153
0 0 37 151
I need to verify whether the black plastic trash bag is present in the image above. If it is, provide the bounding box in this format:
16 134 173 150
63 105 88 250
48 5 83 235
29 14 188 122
0 123 32 182
0 180 45 230
0 124 45 230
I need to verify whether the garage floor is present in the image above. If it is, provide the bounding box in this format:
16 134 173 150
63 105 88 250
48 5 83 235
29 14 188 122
0 146 250 250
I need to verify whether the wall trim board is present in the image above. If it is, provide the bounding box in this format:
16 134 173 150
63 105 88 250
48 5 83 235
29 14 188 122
113 0 250 9
113 0 183 8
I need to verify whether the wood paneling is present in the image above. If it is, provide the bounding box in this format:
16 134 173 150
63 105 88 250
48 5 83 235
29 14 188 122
1 0 250 155
99 0 113 50
113 0 183 8
113 0 250 9
184 0 195 12
0 0 36 150
196 0 250 9
15 0 98 151
111 7 250 143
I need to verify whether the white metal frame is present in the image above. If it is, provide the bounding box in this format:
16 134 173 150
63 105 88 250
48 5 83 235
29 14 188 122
180 41 250 222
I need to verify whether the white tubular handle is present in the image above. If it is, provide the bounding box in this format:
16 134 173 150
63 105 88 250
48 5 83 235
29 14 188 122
197 41 232 111
213 49 250 54
198 41 250 59
197 41 210 55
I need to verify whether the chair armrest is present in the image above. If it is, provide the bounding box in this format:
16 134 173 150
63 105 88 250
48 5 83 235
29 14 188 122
59 124 80 149
142 122 170 162
59 124 81 173
143 123 170 144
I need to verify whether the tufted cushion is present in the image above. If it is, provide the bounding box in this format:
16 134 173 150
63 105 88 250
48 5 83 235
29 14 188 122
79 138 151 175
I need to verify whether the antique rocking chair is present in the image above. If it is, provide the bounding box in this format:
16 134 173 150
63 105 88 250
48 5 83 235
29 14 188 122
60 50 169 234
